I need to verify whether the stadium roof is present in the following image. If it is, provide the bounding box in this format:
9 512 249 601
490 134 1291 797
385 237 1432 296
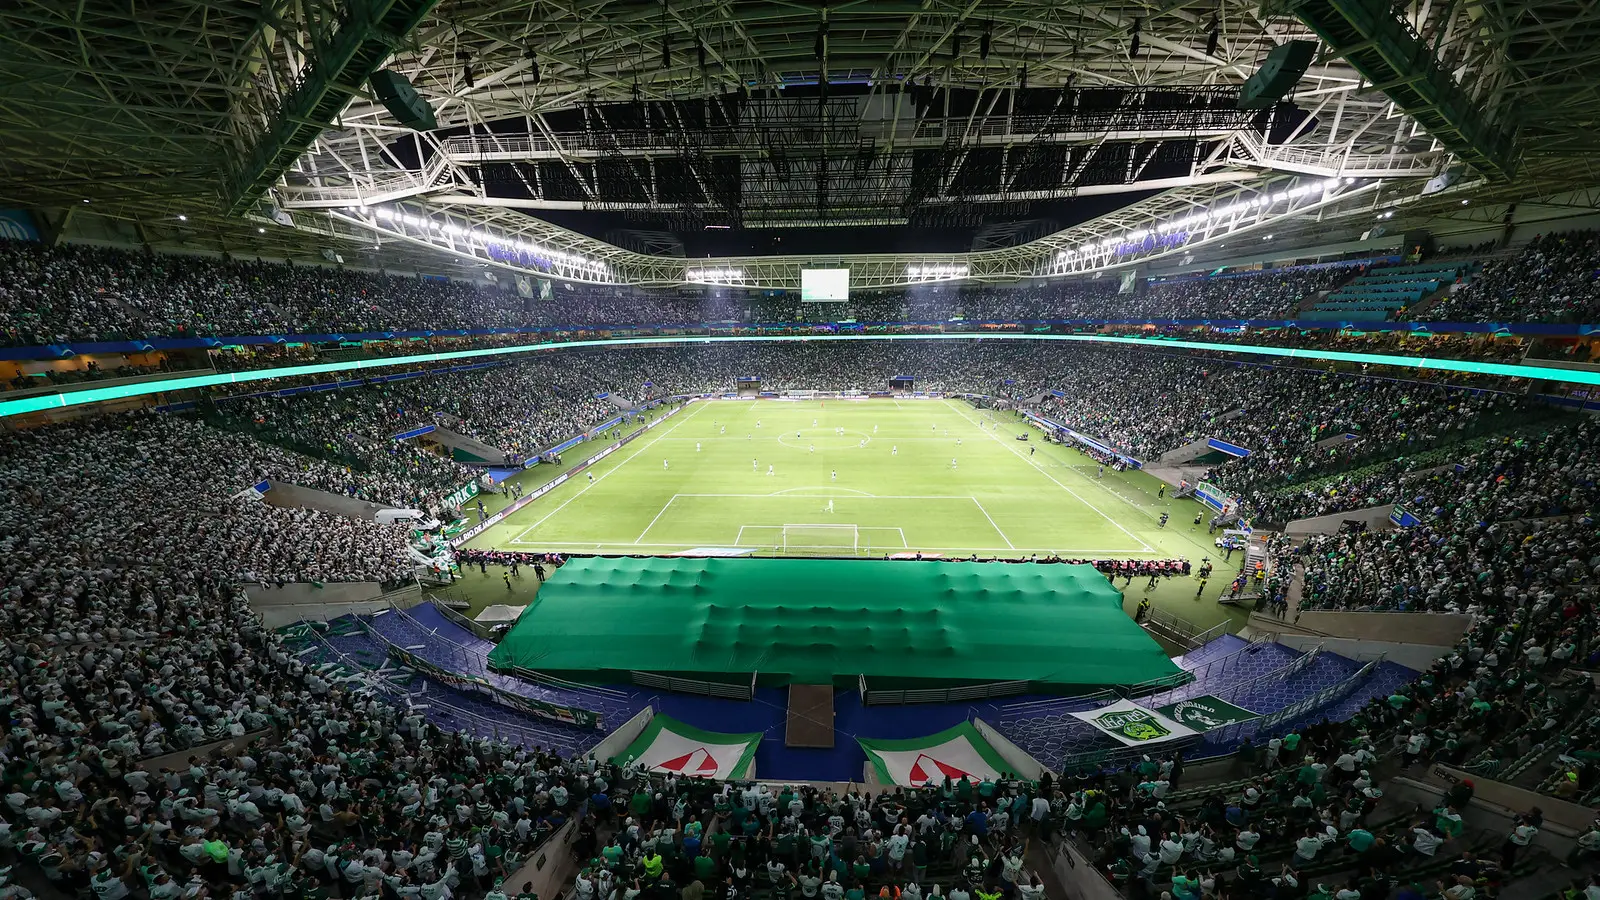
486 555 1183 690
3 0 1599 278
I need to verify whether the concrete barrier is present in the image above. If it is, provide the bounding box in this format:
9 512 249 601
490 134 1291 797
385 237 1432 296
247 582 421 627
1045 838 1125 900
590 707 654 764
502 819 579 899
975 717 1057 779
1271 633 1448 672
1292 610 1472 646
432 427 514 465
136 727 276 774
263 480 398 521
1157 437 1217 465
1283 504 1396 535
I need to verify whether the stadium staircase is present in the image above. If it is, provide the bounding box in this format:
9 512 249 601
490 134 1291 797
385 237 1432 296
281 612 620 757
364 601 647 724
430 426 514 464
785 684 836 747
989 634 1417 773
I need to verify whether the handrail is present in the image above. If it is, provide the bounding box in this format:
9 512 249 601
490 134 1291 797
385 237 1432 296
298 623 565 750
358 613 606 731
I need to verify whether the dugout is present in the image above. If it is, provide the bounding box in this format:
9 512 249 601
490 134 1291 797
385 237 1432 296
487 556 1184 696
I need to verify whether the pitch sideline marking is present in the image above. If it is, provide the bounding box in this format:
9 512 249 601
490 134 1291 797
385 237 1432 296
509 400 711 542
667 492 976 500
633 494 680 544
969 497 1016 550
510 538 1144 554
943 399 1153 552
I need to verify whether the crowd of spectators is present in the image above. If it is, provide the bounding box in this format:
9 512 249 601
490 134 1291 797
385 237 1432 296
11 236 1597 353
206 361 618 474
1432 230 1600 323
1281 418 1600 614
1037 352 1535 481
2 321 1599 900
0 413 417 588
1072 596 1599 899
1143 268 1348 320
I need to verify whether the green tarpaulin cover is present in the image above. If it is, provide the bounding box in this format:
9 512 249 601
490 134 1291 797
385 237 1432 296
488 556 1180 689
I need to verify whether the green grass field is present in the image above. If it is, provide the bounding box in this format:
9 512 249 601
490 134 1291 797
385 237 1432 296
449 399 1252 630
466 398 1229 556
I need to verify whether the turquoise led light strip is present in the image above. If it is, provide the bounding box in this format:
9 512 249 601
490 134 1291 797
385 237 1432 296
4 332 1596 420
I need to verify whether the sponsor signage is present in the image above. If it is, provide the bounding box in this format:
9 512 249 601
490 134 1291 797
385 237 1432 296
441 481 480 510
1389 504 1422 528
1206 437 1252 458
857 722 1011 787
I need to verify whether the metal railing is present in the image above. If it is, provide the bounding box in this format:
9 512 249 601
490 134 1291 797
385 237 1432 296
991 687 1123 718
1054 734 1206 774
1142 606 1227 653
297 624 565 751
1204 657 1381 748
358 615 605 737
863 679 1030 705
429 596 499 642
630 670 755 700
1138 634 1275 705
394 603 627 700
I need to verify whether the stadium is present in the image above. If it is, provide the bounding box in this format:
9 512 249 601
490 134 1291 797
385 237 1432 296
3 1 1600 899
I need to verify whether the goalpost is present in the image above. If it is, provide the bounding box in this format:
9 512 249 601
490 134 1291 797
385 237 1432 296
781 523 860 555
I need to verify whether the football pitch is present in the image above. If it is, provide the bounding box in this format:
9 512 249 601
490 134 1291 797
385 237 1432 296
466 398 1230 562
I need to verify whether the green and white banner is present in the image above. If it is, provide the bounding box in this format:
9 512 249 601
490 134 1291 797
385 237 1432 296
857 722 1013 787
610 714 760 780
1070 699 1200 747
441 481 480 510
1155 695 1260 732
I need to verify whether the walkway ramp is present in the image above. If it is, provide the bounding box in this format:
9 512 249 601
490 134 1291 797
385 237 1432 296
431 427 515 465
1157 437 1218 465
785 684 835 748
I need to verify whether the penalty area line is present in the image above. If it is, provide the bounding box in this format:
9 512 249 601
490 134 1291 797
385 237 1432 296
970 497 1015 550
633 494 679 544
943 399 1153 553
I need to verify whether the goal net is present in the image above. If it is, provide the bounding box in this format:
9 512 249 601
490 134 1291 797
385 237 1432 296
781 524 860 555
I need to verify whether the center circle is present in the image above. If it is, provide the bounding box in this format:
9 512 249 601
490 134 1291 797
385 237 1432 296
775 429 873 451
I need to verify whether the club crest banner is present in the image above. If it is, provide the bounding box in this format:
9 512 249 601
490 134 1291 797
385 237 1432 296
1070 699 1200 747
1154 695 1260 732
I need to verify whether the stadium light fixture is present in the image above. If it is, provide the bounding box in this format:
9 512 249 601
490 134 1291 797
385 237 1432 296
352 204 606 275
686 267 744 282
905 264 970 282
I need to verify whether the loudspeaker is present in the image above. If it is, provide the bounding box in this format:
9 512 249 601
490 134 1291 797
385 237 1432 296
369 70 438 131
1238 40 1317 109
1422 170 1459 195
1403 229 1437 257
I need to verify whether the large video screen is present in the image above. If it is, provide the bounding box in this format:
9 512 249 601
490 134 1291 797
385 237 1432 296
800 268 850 301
